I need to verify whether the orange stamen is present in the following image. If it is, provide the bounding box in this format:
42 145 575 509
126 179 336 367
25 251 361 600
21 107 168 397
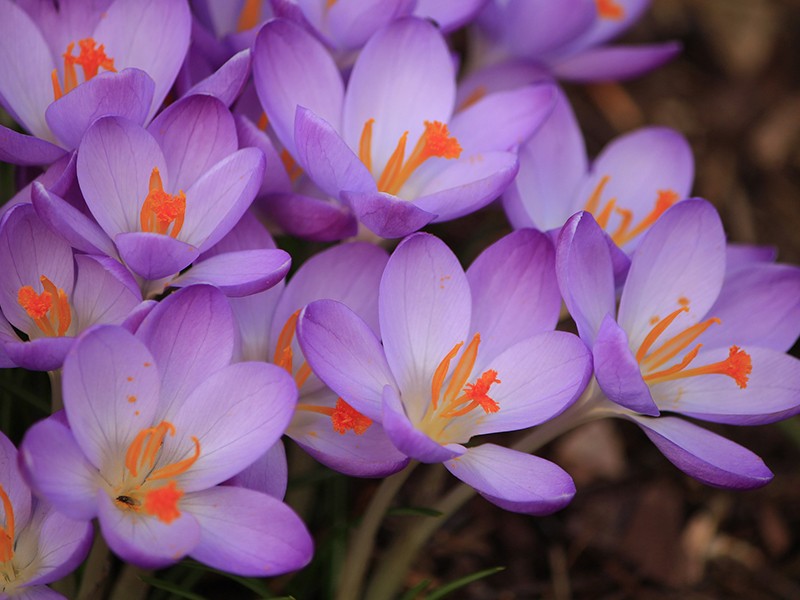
295 361 312 388
237 0 262 32
359 118 375 173
584 175 611 214
612 189 679 247
275 309 301 373
456 86 488 112
646 345 751 388
635 307 688 363
143 481 183 523
331 398 372 435
442 334 480 407
280 149 303 183
0 484 15 563
139 167 186 238
431 341 464 410
17 275 72 337
257 112 269 131
52 38 116 101
596 0 625 20
641 317 721 371
149 436 201 480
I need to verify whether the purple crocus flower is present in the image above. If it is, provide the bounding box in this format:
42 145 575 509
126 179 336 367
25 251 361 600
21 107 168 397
474 0 680 81
556 199 800 488
298 231 592 513
31 94 289 296
504 87 694 254
0 431 92 600
253 17 555 238
0 0 191 165
20 285 313 574
0 203 141 371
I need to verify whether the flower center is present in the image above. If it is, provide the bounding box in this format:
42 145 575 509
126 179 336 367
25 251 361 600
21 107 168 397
117 421 200 524
595 0 625 20
420 333 501 442
140 167 186 238
297 398 373 435
0 485 15 564
636 304 752 388
17 275 72 337
51 38 116 101
584 175 679 247
359 119 462 196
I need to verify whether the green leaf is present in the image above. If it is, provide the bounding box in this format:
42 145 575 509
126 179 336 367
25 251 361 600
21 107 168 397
139 575 207 600
425 566 505 600
387 506 443 518
399 579 431 600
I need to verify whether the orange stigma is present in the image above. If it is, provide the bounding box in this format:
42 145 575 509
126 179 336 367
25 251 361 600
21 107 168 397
360 119 462 196
297 398 373 435
584 176 679 246
280 150 303 183
275 310 313 388
17 275 72 337
636 303 752 388
237 0 262 32
52 38 116 101
140 167 186 238
0 484 14 563
595 0 625 20
143 481 184 524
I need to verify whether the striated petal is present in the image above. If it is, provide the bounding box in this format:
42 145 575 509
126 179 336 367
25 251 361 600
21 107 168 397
0 125 65 166
169 249 291 297
262 192 358 242
184 48 251 107
4 337 74 372
226 440 287 500
72 254 141 332
342 190 436 239
115 232 199 280
327 0 414 49
0 432 32 529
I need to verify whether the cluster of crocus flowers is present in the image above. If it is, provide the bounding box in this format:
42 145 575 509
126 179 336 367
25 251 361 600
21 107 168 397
0 0 797 596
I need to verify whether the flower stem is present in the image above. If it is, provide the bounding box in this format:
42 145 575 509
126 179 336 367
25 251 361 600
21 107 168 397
48 369 62 413
108 563 152 600
77 528 112 600
335 462 417 600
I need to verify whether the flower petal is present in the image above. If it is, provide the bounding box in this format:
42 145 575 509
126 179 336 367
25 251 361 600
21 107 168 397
72 254 141 332
342 190 436 238
4 337 74 372
115 231 200 280
0 431 32 529
327 0 414 49
262 192 358 242
553 42 681 82
0 124 65 166
226 440 287 500
184 48 251 108
169 249 291 297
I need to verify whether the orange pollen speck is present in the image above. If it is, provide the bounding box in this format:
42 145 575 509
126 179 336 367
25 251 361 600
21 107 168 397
143 481 184 524
331 398 372 435
140 167 186 238
0 484 15 563
596 0 625 20
52 37 116 101
17 275 72 337
360 119 462 196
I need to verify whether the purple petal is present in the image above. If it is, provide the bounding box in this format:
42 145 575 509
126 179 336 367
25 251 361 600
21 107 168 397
379 233 471 402
135 285 235 415
618 200 726 352
553 42 681 82
62 325 162 468
115 232 200 280
169 249 291 297
297 299 396 422
326 0 413 49
342 190 436 238
147 94 237 192
227 440 287 499
0 125 65 166
593 314 659 415
555 211 616 346
185 48 251 107
72 255 141 330
253 18 344 156
45 68 155 149
262 192 358 242
0 431 32 529
234 113 292 195
19 416 98 522
414 0 487 33
230 287 284 362
382 385 465 463
725 243 776 275
120 300 158 334
446 444 575 514
628 415 773 489
0 318 17 368
200 209 277 256
97 490 200 569
468 229 560 360
4 337 74 372
185 486 313 576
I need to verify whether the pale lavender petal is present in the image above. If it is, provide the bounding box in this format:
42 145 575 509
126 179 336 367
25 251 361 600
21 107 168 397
253 18 344 156
234 113 292 195
136 285 234 415
0 125 65 166
0 318 17 368
297 300 396 422
185 48 251 107
567 0 651 49
62 325 162 468
4 337 74 372
147 94 237 192
115 232 200 280
414 0 487 33
95 0 192 121
327 0 413 49
468 229 560 360
379 233 471 404
45 68 155 149
652 347 800 425
342 190 436 238
72 255 141 331
553 42 680 82
628 415 773 489
593 314 659 415
342 18 455 169
455 61 552 108
555 211 616 346
263 192 358 242
445 444 575 514
227 440 287 500
230 286 284 362
382 385 466 463
725 243 776 275
97 490 200 569
77 116 167 237
200 209 277 256
618 200 726 351
181 147 265 252
120 300 157 334
0 432 31 528
31 182 117 257
185 486 313 576
169 249 291 297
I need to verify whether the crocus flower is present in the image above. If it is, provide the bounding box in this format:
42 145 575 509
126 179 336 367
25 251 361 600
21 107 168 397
473 0 679 81
20 285 313 574
556 199 800 488
504 87 693 254
253 17 555 238
298 231 592 513
0 204 141 371
0 0 191 165
0 431 92 600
